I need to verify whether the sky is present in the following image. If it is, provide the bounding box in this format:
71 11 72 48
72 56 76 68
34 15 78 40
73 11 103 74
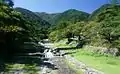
14 0 110 13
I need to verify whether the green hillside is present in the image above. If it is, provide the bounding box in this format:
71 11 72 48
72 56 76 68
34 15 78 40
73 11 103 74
49 4 120 50
56 9 89 24
36 9 90 25
35 12 60 25
89 4 111 20
15 7 51 29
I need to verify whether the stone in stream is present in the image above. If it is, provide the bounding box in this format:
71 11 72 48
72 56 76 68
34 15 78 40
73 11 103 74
45 49 54 59
44 49 54 65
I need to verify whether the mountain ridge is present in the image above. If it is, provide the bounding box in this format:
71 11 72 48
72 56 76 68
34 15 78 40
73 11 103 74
35 9 90 25
15 7 51 28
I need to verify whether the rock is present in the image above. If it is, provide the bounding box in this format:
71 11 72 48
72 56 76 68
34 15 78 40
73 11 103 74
84 46 120 56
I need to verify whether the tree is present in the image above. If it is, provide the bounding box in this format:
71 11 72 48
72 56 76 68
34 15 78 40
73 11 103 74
55 21 70 30
0 0 14 7
97 20 120 48
0 3 25 57
110 0 120 4
5 0 14 7
0 0 4 3
94 5 120 48
49 30 64 42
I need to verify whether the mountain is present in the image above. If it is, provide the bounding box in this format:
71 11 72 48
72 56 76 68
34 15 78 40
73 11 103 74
89 4 111 20
56 9 90 24
15 7 51 29
36 9 90 25
94 4 120 22
15 7 90 29
35 12 60 25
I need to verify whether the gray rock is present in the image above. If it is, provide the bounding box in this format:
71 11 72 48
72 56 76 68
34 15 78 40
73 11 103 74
84 46 119 56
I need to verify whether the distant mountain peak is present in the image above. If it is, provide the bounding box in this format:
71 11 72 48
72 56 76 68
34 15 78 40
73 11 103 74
65 9 79 11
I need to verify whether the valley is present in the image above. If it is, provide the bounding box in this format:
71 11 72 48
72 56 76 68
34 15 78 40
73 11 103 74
0 0 120 74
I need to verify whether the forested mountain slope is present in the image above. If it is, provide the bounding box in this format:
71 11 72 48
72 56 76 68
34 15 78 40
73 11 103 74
55 9 89 24
36 9 90 25
35 12 60 26
89 4 111 20
15 7 51 29
49 4 120 51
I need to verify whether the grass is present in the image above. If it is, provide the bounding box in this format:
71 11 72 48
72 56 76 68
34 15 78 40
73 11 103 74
54 43 68 48
5 63 39 74
65 49 120 74
64 59 83 74
54 39 75 48
54 41 70 48
54 41 120 74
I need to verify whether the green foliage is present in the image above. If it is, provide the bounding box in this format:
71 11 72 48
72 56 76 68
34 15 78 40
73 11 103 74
0 0 14 7
0 2 50 58
15 7 51 29
49 4 120 51
65 49 120 74
35 12 60 26
37 9 89 26
5 64 38 74
40 9 90 42
0 3 24 32
49 29 65 42
49 21 73 42
15 7 51 40
89 4 111 20
0 4 27 58
110 0 120 4
72 22 86 36
56 9 89 24
94 5 120 48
